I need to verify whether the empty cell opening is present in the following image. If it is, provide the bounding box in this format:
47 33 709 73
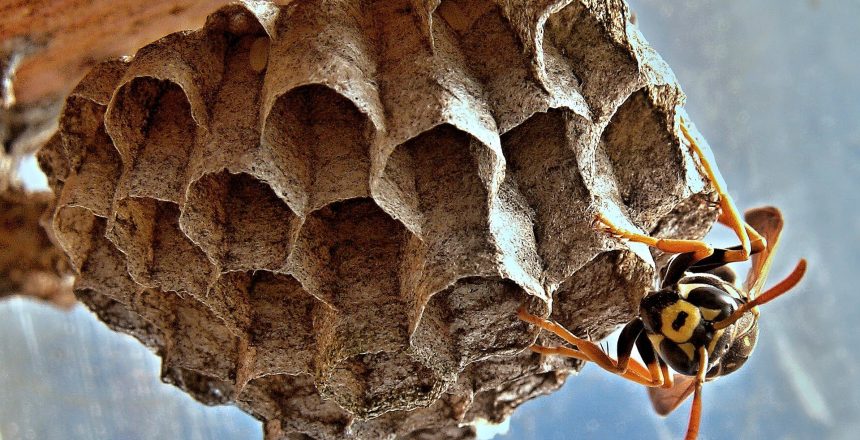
110 198 215 296
322 350 443 418
551 250 652 340
263 84 371 213
294 198 407 309
247 271 318 376
414 277 534 370
544 2 639 117
60 97 123 217
392 125 490 239
293 200 413 383
52 205 100 270
501 110 596 280
242 374 351 437
436 0 547 130
184 172 298 271
203 271 254 336
600 90 684 227
75 217 139 305
109 77 197 202
203 33 268 161
169 295 242 382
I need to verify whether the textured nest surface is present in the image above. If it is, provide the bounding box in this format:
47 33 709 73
36 0 719 438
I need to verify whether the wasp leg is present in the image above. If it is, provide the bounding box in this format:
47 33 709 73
679 120 752 263
518 307 664 387
595 212 714 261
684 346 710 440
664 239 767 290
529 344 659 386
718 216 767 257
659 356 674 389
662 252 700 288
617 319 667 387
634 329 667 388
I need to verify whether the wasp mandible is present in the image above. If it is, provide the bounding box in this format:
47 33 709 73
518 119 807 440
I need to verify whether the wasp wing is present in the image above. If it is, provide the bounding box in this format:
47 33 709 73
647 374 696 416
742 206 784 298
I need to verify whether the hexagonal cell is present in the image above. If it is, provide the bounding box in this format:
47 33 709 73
434 0 586 131
544 1 640 119
74 216 140 306
108 197 216 296
245 271 320 377
289 198 408 335
322 349 445 419
501 109 599 288
240 374 352 440
385 125 497 296
161 292 244 384
350 392 470 438
551 250 653 340
107 77 198 203
186 27 271 181
411 277 537 373
183 172 300 271
600 89 688 229
262 84 372 214
58 96 122 217
52 205 102 271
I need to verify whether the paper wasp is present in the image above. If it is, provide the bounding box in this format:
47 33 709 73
518 120 807 440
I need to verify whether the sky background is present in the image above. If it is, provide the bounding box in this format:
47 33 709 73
2 0 859 439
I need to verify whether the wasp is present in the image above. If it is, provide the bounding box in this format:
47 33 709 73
517 120 807 440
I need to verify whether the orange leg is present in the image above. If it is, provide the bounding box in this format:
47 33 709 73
595 212 714 261
518 307 665 387
659 358 674 389
684 346 710 440
717 214 768 257
529 345 662 386
679 119 752 263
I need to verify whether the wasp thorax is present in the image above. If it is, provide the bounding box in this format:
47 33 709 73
640 278 741 376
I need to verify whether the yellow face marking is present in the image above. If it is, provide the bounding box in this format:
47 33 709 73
677 283 710 299
707 329 725 353
743 336 751 347
678 343 696 360
701 307 722 321
660 301 701 343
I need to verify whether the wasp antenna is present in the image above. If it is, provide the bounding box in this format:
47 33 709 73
757 258 807 302
714 259 807 330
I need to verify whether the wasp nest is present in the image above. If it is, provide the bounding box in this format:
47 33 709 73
37 0 718 438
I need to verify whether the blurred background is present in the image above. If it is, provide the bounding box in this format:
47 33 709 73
2 0 858 439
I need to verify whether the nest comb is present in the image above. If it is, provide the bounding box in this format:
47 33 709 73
36 0 719 438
